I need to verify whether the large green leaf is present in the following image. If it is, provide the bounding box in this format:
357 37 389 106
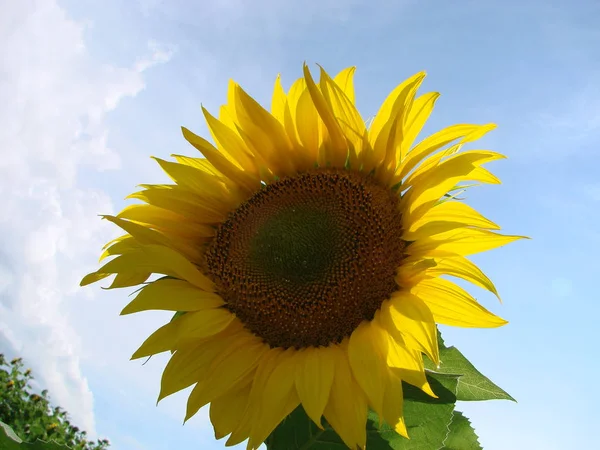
441 411 482 450
266 373 459 450
424 332 515 402
368 373 458 450
0 421 73 449
1 420 23 447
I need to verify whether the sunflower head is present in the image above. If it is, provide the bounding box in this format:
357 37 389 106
82 64 522 450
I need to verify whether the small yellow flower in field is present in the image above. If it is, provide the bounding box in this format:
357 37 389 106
82 64 522 450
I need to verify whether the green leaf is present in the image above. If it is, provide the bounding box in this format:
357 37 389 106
1 420 86 449
23 440 75 449
441 411 482 450
425 332 515 402
1 420 23 445
266 373 459 450
1 421 72 448
367 373 459 450
265 407 346 450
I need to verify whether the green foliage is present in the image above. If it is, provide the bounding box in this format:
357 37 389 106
441 412 482 450
366 373 459 450
265 407 347 450
0 354 110 450
1 419 77 449
424 333 515 402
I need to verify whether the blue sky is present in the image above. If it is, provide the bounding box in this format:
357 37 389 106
0 0 598 449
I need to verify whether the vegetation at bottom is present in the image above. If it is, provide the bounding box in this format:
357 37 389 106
0 353 109 449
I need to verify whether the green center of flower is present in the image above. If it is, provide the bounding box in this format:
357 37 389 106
249 207 339 285
204 169 405 349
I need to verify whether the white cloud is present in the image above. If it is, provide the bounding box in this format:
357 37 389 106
0 0 171 436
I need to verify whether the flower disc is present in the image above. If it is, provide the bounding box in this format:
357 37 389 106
204 169 405 348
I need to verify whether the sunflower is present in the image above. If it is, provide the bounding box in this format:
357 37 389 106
82 64 521 450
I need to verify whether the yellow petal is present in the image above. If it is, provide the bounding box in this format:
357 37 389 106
131 319 182 359
426 255 500 300
101 233 130 250
181 126 260 192
369 72 426 150
379 85 426 175
395 258 437 287
271 74 287 124
152 157 233 204
405 201 500 240
80 271 111 287
323 342 368 450
294 346 335 429
407 229 526 258
227 349 282 447
97 235 139 263
284 77 307 146
231 84 296 177
269 78 313 172
302 64 347 167
369 72 426 172
98 235 140 262
384 331 437 398
127 185 226 224
319 66 365 159
101 214 203 263
105 272 150 289
401 143 461 189
382 371 408 438
202 107 260 174
209 382 252 440
396 123 496 183
101 215 172 246
402 151 505 225
159 335 236 401
412 278 508 328
117 204 215 239
402 149 501 196
295 87 322 162
399 92 440 163
171 154 222 175
176 308 235 343
185 336 267 421
348 320 388 420
248 348 301 449
333 66 356 104
381 292 439 365
96 244 214 291
120 279 224 315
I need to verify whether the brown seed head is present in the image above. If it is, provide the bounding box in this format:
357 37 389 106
204 169 405 348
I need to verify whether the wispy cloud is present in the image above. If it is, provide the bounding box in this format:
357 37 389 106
0 0 172 435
